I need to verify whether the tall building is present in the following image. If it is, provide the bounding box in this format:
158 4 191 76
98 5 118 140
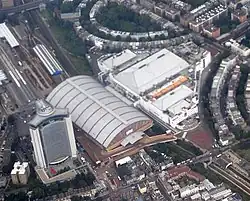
29 100 77 168
11 162 30 185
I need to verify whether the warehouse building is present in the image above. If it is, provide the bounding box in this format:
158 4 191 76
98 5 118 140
46 76 153 151
109 48 190 98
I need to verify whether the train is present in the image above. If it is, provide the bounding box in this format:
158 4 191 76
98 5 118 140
33 44 63 76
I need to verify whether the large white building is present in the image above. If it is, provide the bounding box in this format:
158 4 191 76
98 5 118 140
46 76 152 150
29 100 77 168
101 48 211 130
110 49 190 96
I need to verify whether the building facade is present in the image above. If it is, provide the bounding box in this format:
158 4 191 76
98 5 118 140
11 162 30 185
29 100 77 168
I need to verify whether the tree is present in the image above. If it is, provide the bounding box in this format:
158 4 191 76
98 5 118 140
138 37 146 42
159 33 166 40
5 192 29 201
71 196 83 201
236 3 243 10
245 30 250 40
115 35 122 41
95 2 161 32
7 114 16 125
7 15 19 25
147 36 152 41
0 13 7 23
60 2 74 13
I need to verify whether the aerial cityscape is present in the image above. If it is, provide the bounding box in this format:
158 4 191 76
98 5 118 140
1 0 250 200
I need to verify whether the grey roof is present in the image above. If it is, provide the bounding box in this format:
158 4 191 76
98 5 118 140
29 100 68 127
114 49 189 94
46 76 151 148
41 120 72 164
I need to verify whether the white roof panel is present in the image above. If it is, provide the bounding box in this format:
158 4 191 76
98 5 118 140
103 49 136 68
121 132 144 147
46 75 151 148
0 23 19 48
168 100 190 115
114 49 189 94
153 85 193 111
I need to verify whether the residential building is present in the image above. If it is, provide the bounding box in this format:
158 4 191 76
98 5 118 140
0 176 6 188
203 25 221 38
11 162 30 185
154 3 166 17
139 0 155 10
164 6 181 21
138 182 147 194
226 39 250 57
60 10 81 21
189 4 228 32
210 55 237 146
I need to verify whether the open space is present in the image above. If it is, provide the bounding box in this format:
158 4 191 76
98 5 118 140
186 125 214 150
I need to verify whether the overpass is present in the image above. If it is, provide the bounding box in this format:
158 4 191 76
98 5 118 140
0 0 48 14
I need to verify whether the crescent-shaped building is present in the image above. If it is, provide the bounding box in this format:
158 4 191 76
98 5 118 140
46 75 153 150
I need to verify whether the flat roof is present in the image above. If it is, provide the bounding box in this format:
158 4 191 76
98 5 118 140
168 99 190 116
114 49 189 94
0 23 19 48
115 156 132 166
99 49 137 71
153 85 193 111
121 131 144 147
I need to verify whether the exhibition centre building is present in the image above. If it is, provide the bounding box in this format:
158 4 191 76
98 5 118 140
46 75 153 151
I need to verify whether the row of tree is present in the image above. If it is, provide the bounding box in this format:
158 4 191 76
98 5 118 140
28 172 95 200
5 170 96 201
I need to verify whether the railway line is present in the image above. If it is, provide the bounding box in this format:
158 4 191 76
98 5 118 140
209 164 250 196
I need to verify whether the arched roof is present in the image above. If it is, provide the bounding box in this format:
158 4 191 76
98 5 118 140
46 75 150 148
